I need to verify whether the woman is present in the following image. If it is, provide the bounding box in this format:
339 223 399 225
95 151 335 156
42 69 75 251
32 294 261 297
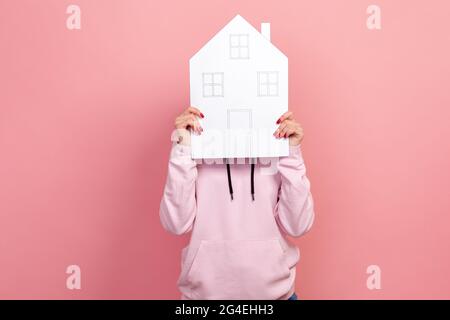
160 106 314 300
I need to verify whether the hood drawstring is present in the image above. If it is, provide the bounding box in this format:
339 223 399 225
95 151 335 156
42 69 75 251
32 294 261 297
225 160 255 201
250 163 255 201
226 162 234 201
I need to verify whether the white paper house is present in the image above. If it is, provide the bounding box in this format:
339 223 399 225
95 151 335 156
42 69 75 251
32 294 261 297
190 15 289 159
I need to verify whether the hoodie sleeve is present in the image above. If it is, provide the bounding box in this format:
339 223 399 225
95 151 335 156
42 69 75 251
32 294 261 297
159 143 197 235
274 145 315 238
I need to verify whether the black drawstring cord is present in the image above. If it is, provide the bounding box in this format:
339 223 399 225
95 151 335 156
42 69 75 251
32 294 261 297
225 160 255 201
250 162 255 201
226 162 234 201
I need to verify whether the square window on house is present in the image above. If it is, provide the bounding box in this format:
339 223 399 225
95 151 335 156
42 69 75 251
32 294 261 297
230 47 239 59
203 73 213 84
230 35 240 46
213 73 223 84
203 72 224 97
230 34 249 59
259 72 268 83
239 34 248 46
257 71 279 97
269 84 278 96
259 84 268 96
269 72 278 83
213 85 223 96
239 47 249 59
203 84 213 97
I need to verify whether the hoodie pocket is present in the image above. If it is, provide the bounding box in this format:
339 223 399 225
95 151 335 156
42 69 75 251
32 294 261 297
186 238 291 300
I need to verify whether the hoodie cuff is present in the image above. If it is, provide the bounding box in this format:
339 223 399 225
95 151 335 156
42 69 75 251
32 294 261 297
287 145 305 164
171 143 193 159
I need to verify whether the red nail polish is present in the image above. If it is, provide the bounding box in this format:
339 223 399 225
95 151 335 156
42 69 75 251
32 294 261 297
200 113 205 118
276 118 281 124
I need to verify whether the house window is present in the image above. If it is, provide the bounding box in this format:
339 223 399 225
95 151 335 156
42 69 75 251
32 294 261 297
203 72 224 97
257 71 278 96
229 34 249 59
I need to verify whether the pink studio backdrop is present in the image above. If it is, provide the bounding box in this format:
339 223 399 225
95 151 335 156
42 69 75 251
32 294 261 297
1 0 450 299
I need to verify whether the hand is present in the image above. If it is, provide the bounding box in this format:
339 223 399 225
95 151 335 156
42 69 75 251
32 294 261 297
273 111 304 146
174 106 204 145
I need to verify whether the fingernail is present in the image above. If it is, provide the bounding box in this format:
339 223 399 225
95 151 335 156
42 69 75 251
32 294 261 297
200 113 205 118
276 118 281 124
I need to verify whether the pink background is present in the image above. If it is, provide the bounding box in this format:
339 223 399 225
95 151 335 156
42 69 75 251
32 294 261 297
1 0 450 299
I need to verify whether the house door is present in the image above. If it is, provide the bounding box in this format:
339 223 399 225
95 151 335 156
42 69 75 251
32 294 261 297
227 108 252 157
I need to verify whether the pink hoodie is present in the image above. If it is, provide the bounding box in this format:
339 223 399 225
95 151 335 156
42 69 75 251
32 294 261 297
159 142 314 300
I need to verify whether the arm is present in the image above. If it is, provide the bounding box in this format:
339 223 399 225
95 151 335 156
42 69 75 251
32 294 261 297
159 107 204 235
159 143 198 235
274 145 314 237
273 111 314 237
